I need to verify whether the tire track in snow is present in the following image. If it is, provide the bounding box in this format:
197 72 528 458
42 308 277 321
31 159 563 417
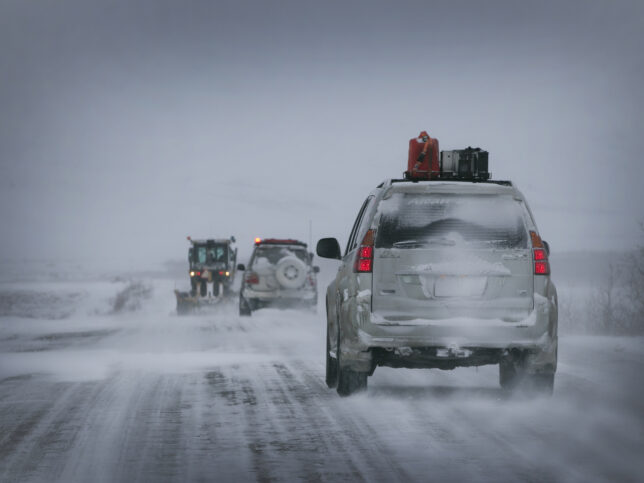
57 372 185 482
215 358 413 482
361 368 558 481
0 379 107 482
273 361 413 482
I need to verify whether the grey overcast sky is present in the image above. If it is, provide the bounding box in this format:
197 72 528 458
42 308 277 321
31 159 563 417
1 0 643 265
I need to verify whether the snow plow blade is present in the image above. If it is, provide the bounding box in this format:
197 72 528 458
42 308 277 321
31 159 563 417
175 289 227 315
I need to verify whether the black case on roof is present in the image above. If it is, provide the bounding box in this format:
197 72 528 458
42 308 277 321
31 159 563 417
440 147 490 180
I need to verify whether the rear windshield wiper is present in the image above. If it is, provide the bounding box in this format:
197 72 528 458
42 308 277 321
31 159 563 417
392 238 456 248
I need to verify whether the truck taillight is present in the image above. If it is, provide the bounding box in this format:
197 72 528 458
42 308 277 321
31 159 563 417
530 231 550 275
245 272 259 284
357 259 372 272
354 229 375 273
535 262 549 274
359 246 373 258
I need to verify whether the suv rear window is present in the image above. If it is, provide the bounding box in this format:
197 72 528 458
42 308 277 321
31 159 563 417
376 193 528 249
251 246 309 267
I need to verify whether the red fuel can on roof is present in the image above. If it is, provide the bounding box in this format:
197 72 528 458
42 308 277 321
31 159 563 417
405 131 439 180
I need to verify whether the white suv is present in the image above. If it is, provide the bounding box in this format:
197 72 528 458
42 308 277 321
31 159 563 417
317 179 558 396
238 239 319 316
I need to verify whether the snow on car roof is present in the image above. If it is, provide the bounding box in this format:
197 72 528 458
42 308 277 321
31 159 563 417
257 239 307 247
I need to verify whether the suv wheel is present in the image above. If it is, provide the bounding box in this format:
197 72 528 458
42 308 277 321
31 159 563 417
239 296 252 317
499 358 519 390
528 373 555 395
200 280 207 297
274 256 307 289
336 331 367 397
325 325 338 388
337 367 367 397
500 357 554 396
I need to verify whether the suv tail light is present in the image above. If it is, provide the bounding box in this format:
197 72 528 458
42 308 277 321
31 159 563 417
245 272 259 284
530 231 550 275
354 229 375 273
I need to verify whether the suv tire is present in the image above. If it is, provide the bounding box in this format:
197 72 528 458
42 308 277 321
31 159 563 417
499 359 519 390
336 332 367 397
500 358 554 396
526 373 554 395
239 296 252 317
274 256 307 289
325 325 338 388
337 368 367 397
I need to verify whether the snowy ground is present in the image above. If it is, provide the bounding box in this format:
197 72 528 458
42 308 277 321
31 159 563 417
0 271 642 482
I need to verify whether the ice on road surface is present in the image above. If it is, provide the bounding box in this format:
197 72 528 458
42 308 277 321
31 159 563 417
0 276 642 482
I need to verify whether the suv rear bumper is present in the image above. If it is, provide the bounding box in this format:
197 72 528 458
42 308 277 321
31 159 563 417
242 287 316 301
241 288 317 310
340 293 557 373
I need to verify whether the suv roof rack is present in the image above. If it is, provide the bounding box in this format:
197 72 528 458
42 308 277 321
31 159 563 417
379 178 513 188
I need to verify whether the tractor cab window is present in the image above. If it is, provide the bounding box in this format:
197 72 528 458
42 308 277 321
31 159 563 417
207 245 226 263
192 244 229 266
195 247 207 264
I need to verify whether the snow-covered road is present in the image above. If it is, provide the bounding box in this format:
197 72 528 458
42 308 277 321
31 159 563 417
0 277 642 482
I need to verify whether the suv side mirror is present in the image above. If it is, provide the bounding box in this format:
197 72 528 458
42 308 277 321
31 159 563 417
313 266 320 274
237 263 245 271
543 240 550 256
317 238 341 260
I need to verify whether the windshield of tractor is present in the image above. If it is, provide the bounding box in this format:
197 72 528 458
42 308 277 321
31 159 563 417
193 245 228 265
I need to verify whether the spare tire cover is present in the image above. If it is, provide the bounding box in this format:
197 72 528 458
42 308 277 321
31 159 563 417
274 256 308 289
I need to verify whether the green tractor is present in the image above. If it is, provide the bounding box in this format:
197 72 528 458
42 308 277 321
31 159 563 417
175 236 237 314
